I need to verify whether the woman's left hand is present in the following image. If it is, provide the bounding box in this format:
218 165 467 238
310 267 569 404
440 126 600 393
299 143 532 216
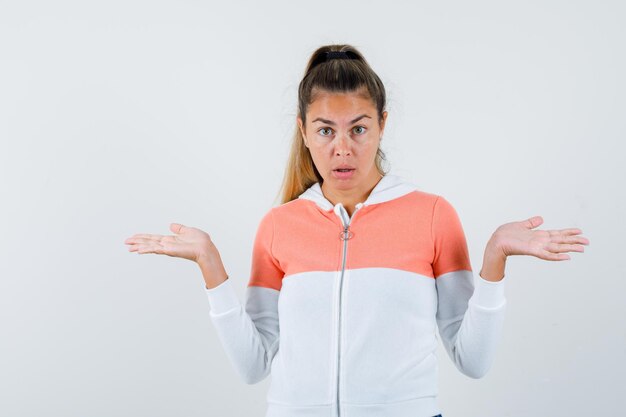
490 216 590 261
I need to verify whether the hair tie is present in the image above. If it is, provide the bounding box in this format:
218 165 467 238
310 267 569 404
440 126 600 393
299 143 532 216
309 50 359 71
325 50 358 61
326 51 349 59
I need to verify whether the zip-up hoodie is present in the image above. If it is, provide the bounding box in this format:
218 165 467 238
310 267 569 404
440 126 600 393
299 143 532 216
206 173 507 417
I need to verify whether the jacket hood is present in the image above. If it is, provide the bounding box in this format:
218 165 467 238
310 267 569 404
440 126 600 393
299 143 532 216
297 173 419 211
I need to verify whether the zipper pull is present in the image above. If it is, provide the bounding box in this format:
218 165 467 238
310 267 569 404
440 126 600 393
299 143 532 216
339 225 353 240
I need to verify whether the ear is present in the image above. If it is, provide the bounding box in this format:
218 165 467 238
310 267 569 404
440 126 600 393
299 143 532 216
297 115 308 147
379 110 388 139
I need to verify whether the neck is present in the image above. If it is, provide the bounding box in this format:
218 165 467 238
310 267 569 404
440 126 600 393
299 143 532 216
321 170 383 215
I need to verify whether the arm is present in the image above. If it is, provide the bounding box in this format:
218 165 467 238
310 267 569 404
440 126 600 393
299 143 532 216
433 198 590 379
479 243 507 282
433 196 507 379
203 209 283 385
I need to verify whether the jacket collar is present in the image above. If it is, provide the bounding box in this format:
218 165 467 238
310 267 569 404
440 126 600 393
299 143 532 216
297 173 419 211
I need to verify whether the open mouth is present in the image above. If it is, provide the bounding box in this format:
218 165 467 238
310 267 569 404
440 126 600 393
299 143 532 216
333 168 356 179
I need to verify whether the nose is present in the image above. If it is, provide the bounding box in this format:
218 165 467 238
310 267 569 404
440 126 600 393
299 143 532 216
334 133 352 156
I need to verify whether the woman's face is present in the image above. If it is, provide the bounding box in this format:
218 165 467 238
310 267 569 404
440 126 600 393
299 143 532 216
297 89 387 195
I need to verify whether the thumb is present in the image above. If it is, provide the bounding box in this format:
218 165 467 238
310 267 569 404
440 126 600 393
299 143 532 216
170 223 185 234
524 216 544 230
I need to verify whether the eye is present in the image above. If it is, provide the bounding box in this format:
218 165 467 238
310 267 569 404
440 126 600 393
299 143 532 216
318 127 333 136
353 126 367 135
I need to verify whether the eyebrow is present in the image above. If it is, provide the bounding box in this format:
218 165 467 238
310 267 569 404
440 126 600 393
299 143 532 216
311 114 372 125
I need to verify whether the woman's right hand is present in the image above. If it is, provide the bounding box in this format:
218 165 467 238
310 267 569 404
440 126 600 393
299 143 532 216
124 223 228 289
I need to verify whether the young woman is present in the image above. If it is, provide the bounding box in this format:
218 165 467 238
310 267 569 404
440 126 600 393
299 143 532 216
124 44 589 417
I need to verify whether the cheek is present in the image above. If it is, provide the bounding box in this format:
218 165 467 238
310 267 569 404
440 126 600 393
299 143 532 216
308 148 328 166
357 137 379 152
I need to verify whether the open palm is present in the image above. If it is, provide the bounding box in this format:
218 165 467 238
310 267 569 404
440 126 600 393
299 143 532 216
492 216 589 261
124 223 213 263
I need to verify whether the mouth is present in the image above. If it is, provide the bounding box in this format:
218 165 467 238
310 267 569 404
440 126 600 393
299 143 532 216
332 168 356 179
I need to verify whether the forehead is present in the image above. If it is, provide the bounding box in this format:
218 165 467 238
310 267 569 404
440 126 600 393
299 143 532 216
307 89 375 121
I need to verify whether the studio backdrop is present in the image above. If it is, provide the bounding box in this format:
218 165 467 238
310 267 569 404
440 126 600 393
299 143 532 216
0 1 622 416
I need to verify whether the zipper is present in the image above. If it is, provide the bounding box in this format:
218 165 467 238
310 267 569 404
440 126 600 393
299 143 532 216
333 202 363 417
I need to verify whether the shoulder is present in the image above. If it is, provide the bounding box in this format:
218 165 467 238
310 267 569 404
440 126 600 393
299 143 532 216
272 198 315 217
399 188 443 213
399 189 463 225
255 199 312 229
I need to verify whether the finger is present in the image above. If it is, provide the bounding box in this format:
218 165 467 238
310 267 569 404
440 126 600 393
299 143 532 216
546 242 585 253
553 234 590 246
525 216 544 230
557 228 584 236
125 235 147 244
170 223 185 234
563 233 590 245
137 245 153 254
127 243 150 253
137 243 165 255
126 233 161 240
125 237 143 245
127 244 149 253
125 235 165 245
538 248 570 261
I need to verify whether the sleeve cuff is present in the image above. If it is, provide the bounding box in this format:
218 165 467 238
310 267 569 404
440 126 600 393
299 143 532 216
205 277 241 315
471 273 507 309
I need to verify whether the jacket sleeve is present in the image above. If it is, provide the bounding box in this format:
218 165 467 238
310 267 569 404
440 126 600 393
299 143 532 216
432 196 507 379
205 208 283 385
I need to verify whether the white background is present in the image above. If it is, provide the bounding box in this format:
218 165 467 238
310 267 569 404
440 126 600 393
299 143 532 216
1 0 623 416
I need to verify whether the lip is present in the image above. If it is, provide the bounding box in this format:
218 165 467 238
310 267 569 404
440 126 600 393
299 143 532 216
332 168 356 180
333 164 355 170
